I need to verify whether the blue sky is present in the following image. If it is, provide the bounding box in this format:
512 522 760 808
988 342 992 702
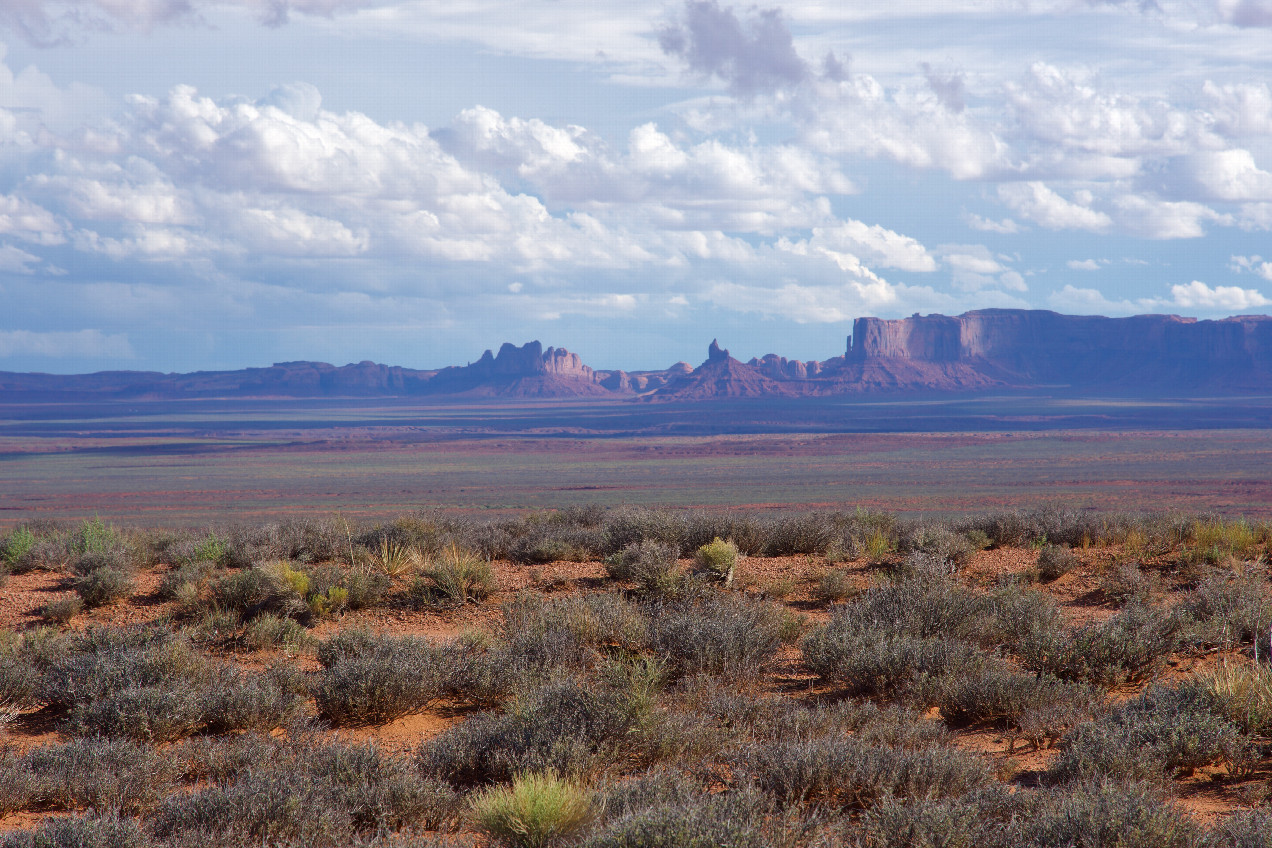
2 0 1272 373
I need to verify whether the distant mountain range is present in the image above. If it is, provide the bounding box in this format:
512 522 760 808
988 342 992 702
6 309 1272 402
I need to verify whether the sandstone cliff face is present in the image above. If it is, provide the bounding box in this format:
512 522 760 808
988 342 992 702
9 311 1272 401
846 309 1272 391
849 314 965 362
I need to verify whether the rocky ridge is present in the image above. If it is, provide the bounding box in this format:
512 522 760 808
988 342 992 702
5 309 1272 401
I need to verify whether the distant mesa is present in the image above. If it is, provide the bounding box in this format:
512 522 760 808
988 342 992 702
5 309 1272 401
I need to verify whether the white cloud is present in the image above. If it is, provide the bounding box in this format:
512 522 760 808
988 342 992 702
1111 194 1227 239
0 243 42 273
1232 254 1272 280
519 291 642 321
74 226 214 261
1051 279 1272 314
937 244 1027 293
1238 203 1272 230
941 245 1005 275
1047 284 1139 314
964 213 1021 234
441 111 854 235
998 182 1112 231
2 11 1272 372
801 73 1009 180
232 205 369 256
447 106 588 177
1162 150 1272 202
1169 279 1270 309
780 221 936 273
999 271 1027 291
1006 62 1206 162
702 278 902 323
0 194 64 245
80 86 761 271
1202 81 1272 137
36 175 193 226
0 329 134 358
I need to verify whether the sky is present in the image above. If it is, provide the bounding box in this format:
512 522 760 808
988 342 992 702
2 1 1272 373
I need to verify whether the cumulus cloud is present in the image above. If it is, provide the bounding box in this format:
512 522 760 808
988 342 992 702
0 328 134 358
1232 254 1272 280
801 73 1008 180
702 278 901 324
1161 150 1272 202
1169 279 1270 309
1047 284 1141 314
938 244 1027 292
998 182 1112 231
1005 62 1206 162
778 221 936 273
231 205 369 256
921 63 965 113
1050 280 1272 314
78 85 695 270
0 19 1268 375
659 0 808 94
1202 81 1272 137
0 194 64 245
34 174 193 226
1111 194 1227 239
441 108 853 234
941 246 1005 276
444 107 586 178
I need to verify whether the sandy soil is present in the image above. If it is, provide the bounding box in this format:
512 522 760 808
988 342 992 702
2 545 1268 834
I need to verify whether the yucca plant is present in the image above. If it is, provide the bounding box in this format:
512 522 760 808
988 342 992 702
471 771 594 848
413 544 496 606
375 538 421 578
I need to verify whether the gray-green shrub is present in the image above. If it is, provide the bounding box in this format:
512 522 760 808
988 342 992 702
417 676 647 784
1010 780 1200 848
648 595 787 680
314 630 444 726
605 541 684 596
0 813 153 848
1050 684 1251 783
1017 602 1184 686
740 735 993 808
581 786 808 848
23 737 178 814
1036 544 1078 582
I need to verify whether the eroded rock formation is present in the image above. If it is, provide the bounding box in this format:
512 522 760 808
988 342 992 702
7 310 1272 401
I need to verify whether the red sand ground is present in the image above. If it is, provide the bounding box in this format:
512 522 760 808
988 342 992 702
1 544 1268 834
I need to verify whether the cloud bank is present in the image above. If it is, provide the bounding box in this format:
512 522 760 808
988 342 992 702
0 0 1268 370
